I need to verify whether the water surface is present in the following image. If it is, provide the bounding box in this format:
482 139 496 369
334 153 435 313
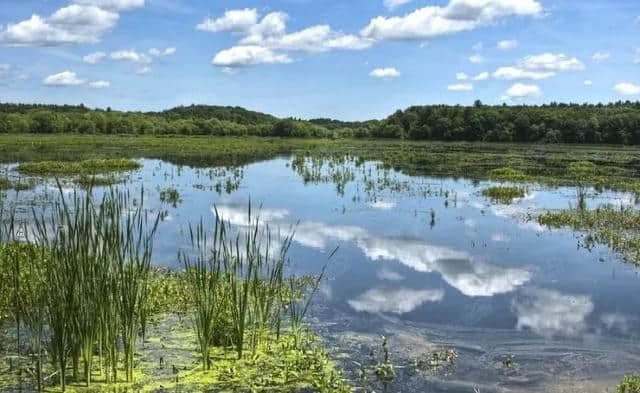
3 156 639 392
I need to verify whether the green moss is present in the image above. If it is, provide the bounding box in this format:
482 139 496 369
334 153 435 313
16 158 140 176
617 375 640 393
482 186 526 204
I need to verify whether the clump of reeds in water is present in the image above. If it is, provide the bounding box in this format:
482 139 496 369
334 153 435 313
181 201 331 368
2 182 161 391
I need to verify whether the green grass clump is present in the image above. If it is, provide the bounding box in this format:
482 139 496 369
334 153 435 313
617 375 640 393
159 187 181 207
482 186 526 204
16 158 140 176
488 167 528 182
538 206 640 265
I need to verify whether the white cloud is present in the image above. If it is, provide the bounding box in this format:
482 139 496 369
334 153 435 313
497 39 518 50
348 287 444 314
361 0 542 41
202 9 372 68
512 288 593 337
83 51 107 64
472 42 484 51
584 79 593 86
72 0 144 11
613 82 640 96
493 66 555 80
377 268 404 281
493 53 584 81
43 70 86 86
473 71 489 81
369 67 401 79
196 8 259 33
0 5 119 46
502 83 541 100
456 72 469 80
149 47 176 57
592 51 611 62
448 83 473 91
469 54 484 63
136 66 151 74
213 45 292 68
88 80 110 88
384 0 414 10
520 53 585 71
110 49 152 63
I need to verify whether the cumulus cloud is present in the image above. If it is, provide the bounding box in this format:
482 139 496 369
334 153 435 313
384 0 414 10
493 66 555 80
469 54 484 63
448 83 473 91
348 287 444 314
370 67 401 79
614 82 640 96
213 45 292 67
43 70 86 86
149 47 176 57
83 51 107 64
200 9 372 68
502 83 541 100
592 51 611 62
520 52 585 71
110 49 152 63
512 288 593 337
494 53 584 81
473 71 489 81
584 79 593 86
72 0 144 11
361 0 542 41
196 8 259 33
497 39 518 50
0 5 119 46
456 72 469 80
88 80 110 88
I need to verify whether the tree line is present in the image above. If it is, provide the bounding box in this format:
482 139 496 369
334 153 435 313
1 101 640 144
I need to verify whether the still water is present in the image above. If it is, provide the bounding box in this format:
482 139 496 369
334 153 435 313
3 155 640 392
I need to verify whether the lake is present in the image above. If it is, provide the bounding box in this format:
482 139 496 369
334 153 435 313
2 154 640 392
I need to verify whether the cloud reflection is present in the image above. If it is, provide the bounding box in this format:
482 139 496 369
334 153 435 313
214 205 531 298
512 288 593 337
348 287 444 314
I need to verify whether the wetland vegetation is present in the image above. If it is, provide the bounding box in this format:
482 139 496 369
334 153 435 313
1 133 640 392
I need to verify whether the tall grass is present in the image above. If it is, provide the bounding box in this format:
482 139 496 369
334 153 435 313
29 182 160 390
181 202 332 367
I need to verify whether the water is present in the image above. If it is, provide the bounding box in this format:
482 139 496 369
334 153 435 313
3 155 640 392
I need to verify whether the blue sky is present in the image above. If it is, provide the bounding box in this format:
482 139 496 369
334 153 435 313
0 0 639 120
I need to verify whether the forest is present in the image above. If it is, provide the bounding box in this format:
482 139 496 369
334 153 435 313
1 101 640 144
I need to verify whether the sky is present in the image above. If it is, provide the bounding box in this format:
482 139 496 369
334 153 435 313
0 0 639 120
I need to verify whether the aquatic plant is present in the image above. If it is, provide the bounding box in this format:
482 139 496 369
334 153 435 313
17 158 140 176
159 186 182 207
482 186 526 204
617 375 640 393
